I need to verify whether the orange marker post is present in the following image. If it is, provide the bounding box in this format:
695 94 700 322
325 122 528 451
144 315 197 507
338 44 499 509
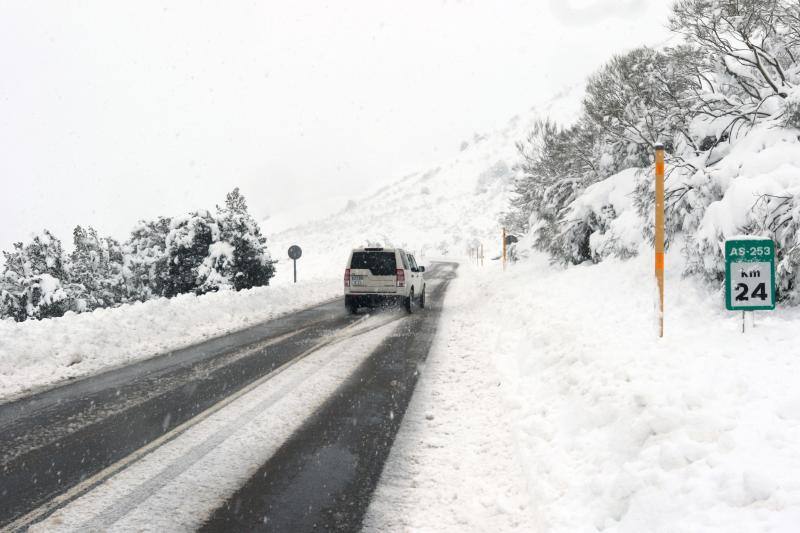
655 143 665 338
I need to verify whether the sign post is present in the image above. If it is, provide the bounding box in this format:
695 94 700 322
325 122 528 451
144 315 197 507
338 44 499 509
288 245 302 283
725 239 776 332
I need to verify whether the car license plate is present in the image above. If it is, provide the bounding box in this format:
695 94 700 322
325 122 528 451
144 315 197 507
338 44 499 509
351 275 364 286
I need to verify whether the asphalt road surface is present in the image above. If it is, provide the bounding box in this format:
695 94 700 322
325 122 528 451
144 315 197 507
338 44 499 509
0 262 457 531
201 263 456 532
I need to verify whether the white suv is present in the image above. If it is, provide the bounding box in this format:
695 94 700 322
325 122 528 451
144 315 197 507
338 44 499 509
344 247 426 314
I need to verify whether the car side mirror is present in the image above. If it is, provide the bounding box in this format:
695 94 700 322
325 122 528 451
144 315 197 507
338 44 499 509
419 266 426 273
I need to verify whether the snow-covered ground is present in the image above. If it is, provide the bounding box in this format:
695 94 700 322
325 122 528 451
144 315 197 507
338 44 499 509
364 264 536 531
0 277 340 401
374 251 800 531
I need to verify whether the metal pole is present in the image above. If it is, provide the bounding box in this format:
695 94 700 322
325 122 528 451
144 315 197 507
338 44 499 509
742 310 745 334
293 259 297 283
655 144 665 338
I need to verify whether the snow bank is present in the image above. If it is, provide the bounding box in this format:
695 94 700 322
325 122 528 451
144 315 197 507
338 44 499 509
364 267 535 531
454 253 800 531
0 278 340 401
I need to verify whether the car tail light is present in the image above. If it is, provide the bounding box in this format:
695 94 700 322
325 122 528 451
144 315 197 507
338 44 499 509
396 268 405 287
344 268 350 287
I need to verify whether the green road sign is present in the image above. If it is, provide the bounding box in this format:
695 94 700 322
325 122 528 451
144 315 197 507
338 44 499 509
725 239 776 311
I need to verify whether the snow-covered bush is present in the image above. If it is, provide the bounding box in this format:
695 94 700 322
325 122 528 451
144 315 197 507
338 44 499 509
123 216 172 301
562 169 643 262
164 210 220 297
197 241 236 293
141 189 275 297
69 225 127 310
0 231 74 320
0 188 275 321
748 192 800 303
215 188 275 291
784 87 800 129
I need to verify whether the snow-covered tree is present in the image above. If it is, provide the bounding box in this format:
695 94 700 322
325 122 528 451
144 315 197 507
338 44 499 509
0 231 72 320
102 237 127 304
509 119 605 263
585 46 703 168
163 210 220 297
123 217 172 301
214 188 275 291
68 226 127 311
671 0 796 99
668 0 798 162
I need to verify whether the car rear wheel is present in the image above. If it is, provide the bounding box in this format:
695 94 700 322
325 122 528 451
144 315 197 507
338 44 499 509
419 286 426 309
404 289 414 314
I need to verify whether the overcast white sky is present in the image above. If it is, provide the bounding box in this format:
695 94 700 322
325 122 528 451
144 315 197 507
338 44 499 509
0 0 672 251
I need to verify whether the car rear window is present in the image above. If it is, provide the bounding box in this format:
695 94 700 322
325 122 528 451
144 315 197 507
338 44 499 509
350 251 397 275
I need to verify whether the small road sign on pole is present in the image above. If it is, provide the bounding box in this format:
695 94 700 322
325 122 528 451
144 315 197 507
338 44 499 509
288 245 302 283
725 239 776 312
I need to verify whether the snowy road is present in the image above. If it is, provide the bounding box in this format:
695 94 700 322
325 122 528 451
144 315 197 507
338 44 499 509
0 262 456 531
202 263 456 531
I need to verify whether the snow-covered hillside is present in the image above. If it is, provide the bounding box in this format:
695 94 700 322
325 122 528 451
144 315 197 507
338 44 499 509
267 87 584 282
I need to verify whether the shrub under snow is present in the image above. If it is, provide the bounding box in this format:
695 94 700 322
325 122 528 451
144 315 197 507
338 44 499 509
0 188 276 322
